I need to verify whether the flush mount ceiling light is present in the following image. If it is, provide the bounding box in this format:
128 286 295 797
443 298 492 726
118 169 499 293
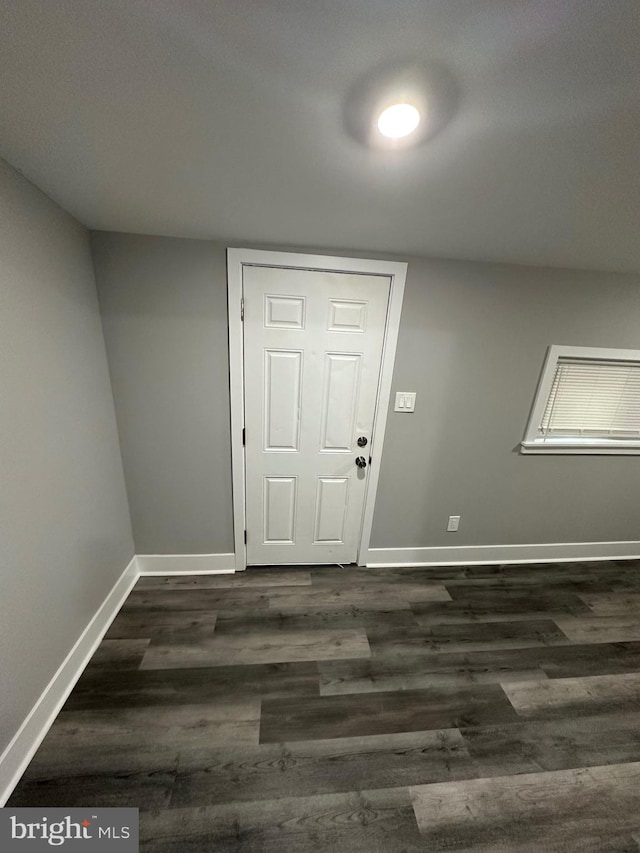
377 103 421 139
344 61 458 151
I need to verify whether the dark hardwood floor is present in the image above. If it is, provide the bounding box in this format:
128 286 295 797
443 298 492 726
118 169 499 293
9 561 640 851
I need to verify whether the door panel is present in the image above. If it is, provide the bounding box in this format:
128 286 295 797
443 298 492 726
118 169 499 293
263 477 297 543
263 349 302 451
320 353 361 452
244 265 390 564
328 299 368 333
265 295 306 329
314 477 350 543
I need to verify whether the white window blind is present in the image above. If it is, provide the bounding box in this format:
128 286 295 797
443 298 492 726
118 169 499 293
538 358 640 439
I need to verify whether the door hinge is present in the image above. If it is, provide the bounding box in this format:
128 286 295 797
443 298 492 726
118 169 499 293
369 455 372 466
244 530 247 545
242 427 246 446
241 297 245 321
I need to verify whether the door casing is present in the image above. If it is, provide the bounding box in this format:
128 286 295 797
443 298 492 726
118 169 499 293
227 248 407 571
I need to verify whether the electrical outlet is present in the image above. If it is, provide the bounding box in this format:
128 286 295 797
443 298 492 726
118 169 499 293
447 515 461 532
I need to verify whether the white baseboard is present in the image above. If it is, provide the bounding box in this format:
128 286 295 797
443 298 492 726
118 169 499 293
136 553 236 575
366 541 640 567
0 555 139 807
5 539 636 805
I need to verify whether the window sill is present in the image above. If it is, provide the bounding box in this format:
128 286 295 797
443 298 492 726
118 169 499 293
520 440 640 455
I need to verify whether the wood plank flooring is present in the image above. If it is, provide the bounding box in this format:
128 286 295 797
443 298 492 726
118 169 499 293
9 560 640 851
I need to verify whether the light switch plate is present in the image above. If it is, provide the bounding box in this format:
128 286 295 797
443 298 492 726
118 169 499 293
394 392 416 412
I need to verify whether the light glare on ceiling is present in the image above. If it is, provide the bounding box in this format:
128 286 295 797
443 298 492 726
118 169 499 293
377 103 420 139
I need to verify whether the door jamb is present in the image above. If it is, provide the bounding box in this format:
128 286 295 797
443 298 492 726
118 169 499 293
227 248 407 571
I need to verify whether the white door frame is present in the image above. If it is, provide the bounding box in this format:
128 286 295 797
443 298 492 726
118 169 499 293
227 248 407 571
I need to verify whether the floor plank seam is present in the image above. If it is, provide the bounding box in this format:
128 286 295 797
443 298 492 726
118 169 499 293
9 560 640 850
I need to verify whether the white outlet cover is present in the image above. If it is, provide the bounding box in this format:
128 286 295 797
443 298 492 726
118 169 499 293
394 391 416 412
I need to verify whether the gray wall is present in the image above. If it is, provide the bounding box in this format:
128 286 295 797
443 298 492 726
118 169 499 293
372 258 640 547
0 161 134 756
91 232 233 554
90 232 640 555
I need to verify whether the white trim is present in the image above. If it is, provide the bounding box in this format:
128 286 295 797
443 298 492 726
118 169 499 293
227 248 407 570
540 345 640 362
521 441 640 455
136 553 236 575
1 537 638 804
356 259 407 565
522 344 640 455
366 541 640 567
0 555 139 807
227 252 247 571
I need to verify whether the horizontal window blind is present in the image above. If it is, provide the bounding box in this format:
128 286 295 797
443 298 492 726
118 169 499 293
539 358 640 438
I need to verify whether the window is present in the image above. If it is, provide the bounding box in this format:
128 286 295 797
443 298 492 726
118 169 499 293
521 345 640 454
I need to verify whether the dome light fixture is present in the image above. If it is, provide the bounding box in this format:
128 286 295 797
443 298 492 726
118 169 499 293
377 103 421 139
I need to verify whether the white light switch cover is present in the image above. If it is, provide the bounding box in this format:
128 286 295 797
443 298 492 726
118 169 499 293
394 392 416 412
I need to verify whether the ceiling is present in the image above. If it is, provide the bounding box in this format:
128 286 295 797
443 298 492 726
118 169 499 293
1 0 639 272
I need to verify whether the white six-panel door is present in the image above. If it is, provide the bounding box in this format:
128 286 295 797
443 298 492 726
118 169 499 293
243 265 391 564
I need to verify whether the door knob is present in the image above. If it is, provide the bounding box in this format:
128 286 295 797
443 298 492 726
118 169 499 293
357 436 368 447
355 456 367 468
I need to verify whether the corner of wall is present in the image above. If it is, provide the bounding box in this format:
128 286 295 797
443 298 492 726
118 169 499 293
0 555 139 806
